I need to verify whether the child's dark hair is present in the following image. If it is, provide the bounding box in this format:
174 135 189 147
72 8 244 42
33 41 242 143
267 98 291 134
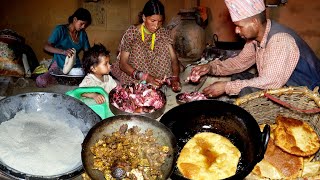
82 43 110 74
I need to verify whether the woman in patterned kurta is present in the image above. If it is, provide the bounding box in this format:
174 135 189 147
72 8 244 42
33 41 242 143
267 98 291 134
111 0 181 92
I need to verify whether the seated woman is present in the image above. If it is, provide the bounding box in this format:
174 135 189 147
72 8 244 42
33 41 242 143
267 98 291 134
111 0 181 92
36 8 92 87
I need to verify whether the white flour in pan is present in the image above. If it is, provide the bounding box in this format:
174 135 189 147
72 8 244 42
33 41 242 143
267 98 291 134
0 110 84 176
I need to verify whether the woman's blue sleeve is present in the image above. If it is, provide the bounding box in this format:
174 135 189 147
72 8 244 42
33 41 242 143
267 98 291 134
48 25 64 45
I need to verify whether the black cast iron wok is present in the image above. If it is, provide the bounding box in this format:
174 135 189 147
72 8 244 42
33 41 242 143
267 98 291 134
0 92 101 180
213 34 245 50
82 114 178 180
160 100 270 180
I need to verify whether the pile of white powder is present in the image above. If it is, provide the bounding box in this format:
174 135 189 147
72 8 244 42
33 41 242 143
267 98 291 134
0 110 85 176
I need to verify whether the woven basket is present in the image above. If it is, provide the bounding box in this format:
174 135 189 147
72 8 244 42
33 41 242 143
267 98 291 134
234 86 320 160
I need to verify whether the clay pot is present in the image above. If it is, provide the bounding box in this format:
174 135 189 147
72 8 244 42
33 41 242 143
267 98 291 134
171 9 206 63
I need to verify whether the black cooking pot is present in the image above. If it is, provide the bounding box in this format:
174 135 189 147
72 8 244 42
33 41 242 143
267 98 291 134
160 100 270 180
82 115 178 180
213 34 245 50
0 92 101 179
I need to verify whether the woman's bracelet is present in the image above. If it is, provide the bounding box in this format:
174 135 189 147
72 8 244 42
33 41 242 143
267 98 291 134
136 71 143 80
132 70 142 80
132 69 140 80
62 50 66 55
131 69 137 79
131 69 149 81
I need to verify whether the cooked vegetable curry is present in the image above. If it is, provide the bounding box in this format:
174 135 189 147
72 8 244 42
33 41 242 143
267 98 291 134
90 124 170 180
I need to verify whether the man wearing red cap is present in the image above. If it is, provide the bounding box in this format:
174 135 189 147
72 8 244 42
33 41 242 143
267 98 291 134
190 0 320 97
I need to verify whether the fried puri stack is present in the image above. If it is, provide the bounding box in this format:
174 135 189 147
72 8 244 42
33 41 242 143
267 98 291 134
249 116 320 179
274 115 320 156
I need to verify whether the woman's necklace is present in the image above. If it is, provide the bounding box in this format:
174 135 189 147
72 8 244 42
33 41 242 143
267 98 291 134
68 26 79 43
141 25 156 51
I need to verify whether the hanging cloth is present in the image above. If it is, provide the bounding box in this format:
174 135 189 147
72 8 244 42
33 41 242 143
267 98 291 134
141 25 156 51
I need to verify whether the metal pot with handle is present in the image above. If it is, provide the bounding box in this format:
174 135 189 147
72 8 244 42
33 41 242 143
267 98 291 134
0 92 101 179
160 100 270 180
81 115 178 180
213 34 245 50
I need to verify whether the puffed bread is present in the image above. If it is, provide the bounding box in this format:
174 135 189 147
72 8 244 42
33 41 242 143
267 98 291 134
245 173 269 180
252 136 303 179
63 48 76 74
274 116 320 157
302 161 320 178
177 132 241 180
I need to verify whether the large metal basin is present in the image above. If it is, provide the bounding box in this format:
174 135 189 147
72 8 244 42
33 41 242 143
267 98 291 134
0 92 101 179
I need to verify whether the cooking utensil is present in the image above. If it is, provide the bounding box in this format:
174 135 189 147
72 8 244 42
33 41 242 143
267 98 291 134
160 100 270 180
50 68 84 86
184 58 209 69
0 92 101 179
108 85 166 119
213 34 245 50
81 115 178 180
